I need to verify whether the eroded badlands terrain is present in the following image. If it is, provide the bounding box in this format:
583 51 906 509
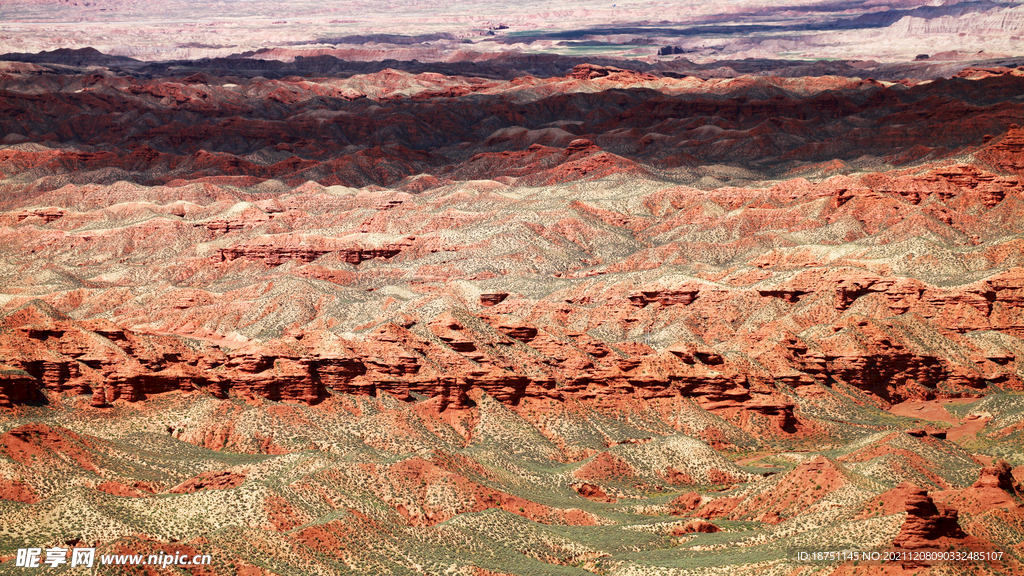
0 46 1023 576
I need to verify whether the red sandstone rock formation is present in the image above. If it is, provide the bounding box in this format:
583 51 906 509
856 482 933 520
671 519 720 535
479 293 509 307
567 63 657 83
5 37 1024 576
1 63 1023 453
572 482 616 503
935 460 1024 515
168 470 247 494
669 492 703 515
893 488 965 550
979 124 1024 176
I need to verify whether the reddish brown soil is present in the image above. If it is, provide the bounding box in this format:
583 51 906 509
96 481 148 498
572 452 637 484
855 482 927 520
0 423 100 473
888 399 966 424
0 478 38 503
947 415 993 442
725 456 850 521
696 497 743 519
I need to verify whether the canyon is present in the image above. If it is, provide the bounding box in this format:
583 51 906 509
2 2 1024 573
